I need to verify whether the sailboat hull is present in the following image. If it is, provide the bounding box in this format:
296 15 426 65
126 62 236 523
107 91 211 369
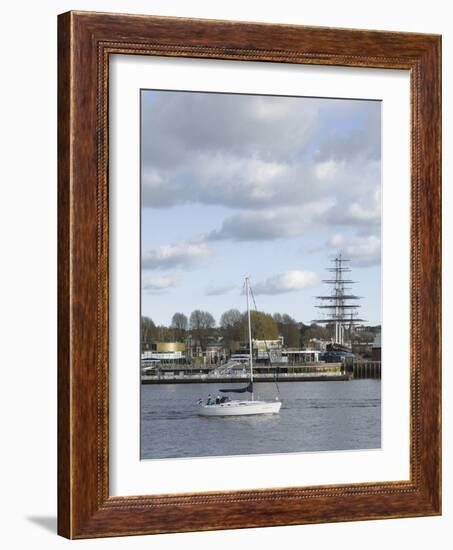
199 400 281 417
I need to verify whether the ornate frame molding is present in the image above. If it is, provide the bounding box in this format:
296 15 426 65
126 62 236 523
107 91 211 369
58 11 441 538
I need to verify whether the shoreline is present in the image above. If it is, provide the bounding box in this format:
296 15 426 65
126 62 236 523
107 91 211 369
141 374 352 384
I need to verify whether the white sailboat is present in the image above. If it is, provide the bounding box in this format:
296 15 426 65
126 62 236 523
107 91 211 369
198 277 282 417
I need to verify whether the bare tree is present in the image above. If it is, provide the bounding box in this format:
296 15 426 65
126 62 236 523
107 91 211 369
220 308 242 329
189 310 216 349
281 313 296 325
141 316 156 350
219 308 243 351
273 313 299 347
272 313 283 324
171 312 188 341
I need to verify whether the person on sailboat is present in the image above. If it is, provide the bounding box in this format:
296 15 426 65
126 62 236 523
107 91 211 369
206 394 214 406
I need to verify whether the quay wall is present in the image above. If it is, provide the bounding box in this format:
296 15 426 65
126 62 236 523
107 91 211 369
141 373 351 384
347 360 381 379
140 360 382 383
141 362 350 384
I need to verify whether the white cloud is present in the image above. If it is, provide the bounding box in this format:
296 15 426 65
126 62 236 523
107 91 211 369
328 233 381 267
251 97 294 121
326 184 381 227
142 274 179 294
142 153 297 209
205 283 237 296
253 271 320 295
142 91 382 218
142 154 379 213
142 242 210 270
315 159 340 181
208 200 334 242
142 92 318 171
347 202 380 223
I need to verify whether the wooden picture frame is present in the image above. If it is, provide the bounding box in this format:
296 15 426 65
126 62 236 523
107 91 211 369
58 11 441 539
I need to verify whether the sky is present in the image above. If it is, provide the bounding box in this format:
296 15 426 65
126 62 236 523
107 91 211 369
141 90 381 327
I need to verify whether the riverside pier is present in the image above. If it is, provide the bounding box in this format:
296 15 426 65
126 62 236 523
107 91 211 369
348 360 381 379
141 361 351 384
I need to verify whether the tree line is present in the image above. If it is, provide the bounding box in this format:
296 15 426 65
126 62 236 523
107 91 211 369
141 310 335 351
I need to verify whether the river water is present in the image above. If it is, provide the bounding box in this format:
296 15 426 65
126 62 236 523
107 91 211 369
141 380 381 460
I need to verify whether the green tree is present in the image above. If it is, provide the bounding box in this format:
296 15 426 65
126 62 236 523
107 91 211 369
242 310 278 340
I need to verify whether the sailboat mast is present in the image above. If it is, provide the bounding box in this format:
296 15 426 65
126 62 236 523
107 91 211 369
245 277 254 399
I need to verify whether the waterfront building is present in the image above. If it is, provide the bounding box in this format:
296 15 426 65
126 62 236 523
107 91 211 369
252 337 284 361
372 332 382 360
205 338 227 365
308 338 329 351
355 325 381 334
283 349 320 364
351 341 373 357
141 342 186 366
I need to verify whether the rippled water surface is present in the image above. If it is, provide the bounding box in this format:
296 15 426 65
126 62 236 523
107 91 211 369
141 380 381 459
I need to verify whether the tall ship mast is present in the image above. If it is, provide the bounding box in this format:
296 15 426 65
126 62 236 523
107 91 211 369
312 254 365 347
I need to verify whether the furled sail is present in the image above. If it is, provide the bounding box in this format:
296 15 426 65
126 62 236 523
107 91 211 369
219 381 253 394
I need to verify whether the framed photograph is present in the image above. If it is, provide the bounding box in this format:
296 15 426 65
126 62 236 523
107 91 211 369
58 11 441 538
